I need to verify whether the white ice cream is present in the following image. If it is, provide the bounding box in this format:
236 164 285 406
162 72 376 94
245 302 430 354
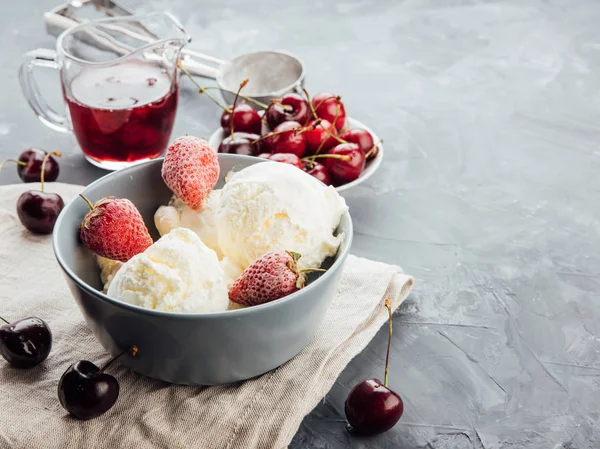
217 162 347 270
96 255 123 292
107 228 228 313
154 190 222 258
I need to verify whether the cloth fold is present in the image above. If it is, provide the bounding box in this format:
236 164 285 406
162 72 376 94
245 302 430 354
0 183 414 449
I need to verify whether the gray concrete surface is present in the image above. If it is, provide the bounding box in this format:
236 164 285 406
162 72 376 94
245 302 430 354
2 1 599 447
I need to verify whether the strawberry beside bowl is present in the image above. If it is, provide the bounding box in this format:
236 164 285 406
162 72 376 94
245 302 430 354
52 154 352 385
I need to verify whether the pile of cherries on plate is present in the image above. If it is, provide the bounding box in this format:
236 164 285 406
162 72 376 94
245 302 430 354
217 90 380 187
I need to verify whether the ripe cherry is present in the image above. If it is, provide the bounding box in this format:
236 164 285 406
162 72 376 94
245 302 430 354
304 119 339 155
0 316 52 368
265 93 310 129
18 148 60 182
220 103 262 135
303 161 332 185
264 121 307 158
325 143 365 185
311 92 347 131
218 132 263 156
339 128 379 161
345 299 403 435
58 345 137 420
261 152 303 170
16 151 64 234
0 148 60 183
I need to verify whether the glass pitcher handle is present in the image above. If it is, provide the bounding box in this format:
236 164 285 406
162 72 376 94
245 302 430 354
18 49 71 133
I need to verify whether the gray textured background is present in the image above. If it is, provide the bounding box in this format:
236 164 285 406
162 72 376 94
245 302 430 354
2 0 600 448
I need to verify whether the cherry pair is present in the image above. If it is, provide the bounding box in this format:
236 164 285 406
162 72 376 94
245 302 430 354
0 149 64 234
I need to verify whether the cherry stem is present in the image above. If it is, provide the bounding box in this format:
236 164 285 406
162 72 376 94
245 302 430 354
79 194 95 211
40 151 61 193
301 154 351 162
0 159 27 172
99 345 138 374
328 103 346 145
384 298 393 388
270 99 293 112
0 315 9 325
177 61 232 113
302 88 317 119
302 89 346 148
199 86 268 109
251 126 307 145
365 139 383 160
230 79 249 139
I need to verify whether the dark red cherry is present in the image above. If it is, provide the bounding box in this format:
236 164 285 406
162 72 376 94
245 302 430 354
325 143 365 185
220 103 262 134
218 132 263 156
345 299 403 436
17 148 60 183
264 121 307 158
0 317 52 368
305 119 338 155
311 93 346 131
303 161 332 185
58 346 137 420
339 128 378 160
265 153 303 170
16 191 64 234
345 378 404 435
265 93 310 128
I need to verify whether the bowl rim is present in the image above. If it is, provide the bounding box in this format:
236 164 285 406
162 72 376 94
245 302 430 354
52 155 353 320
207 116 384 193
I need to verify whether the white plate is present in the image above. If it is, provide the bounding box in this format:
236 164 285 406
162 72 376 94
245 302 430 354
207 116 384 192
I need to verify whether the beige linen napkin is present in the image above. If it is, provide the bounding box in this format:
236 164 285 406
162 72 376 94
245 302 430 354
0 183 414 449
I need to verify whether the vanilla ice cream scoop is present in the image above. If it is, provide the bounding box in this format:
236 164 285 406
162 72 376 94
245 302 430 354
217 162 347 270
154 191 222 258
107 228 228 313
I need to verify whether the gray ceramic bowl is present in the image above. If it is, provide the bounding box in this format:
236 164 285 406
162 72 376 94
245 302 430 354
53 154 352 385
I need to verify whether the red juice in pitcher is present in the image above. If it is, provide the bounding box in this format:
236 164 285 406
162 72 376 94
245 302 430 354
65 61 178 164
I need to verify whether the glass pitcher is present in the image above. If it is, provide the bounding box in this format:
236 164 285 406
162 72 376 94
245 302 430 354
19 13 190 170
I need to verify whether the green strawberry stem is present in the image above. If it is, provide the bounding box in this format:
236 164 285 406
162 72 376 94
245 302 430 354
0 315 10 325
79 194 95 211
300 268 327 273
0 159 27 172
177 61 232 113
40 151 61 193
384 298 393 388
230 78 249 139
99 345 138 374
301 154 351 162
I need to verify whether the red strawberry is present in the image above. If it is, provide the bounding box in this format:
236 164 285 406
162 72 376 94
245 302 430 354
229 251 308 306
79 195 152 262
161 136 219 209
